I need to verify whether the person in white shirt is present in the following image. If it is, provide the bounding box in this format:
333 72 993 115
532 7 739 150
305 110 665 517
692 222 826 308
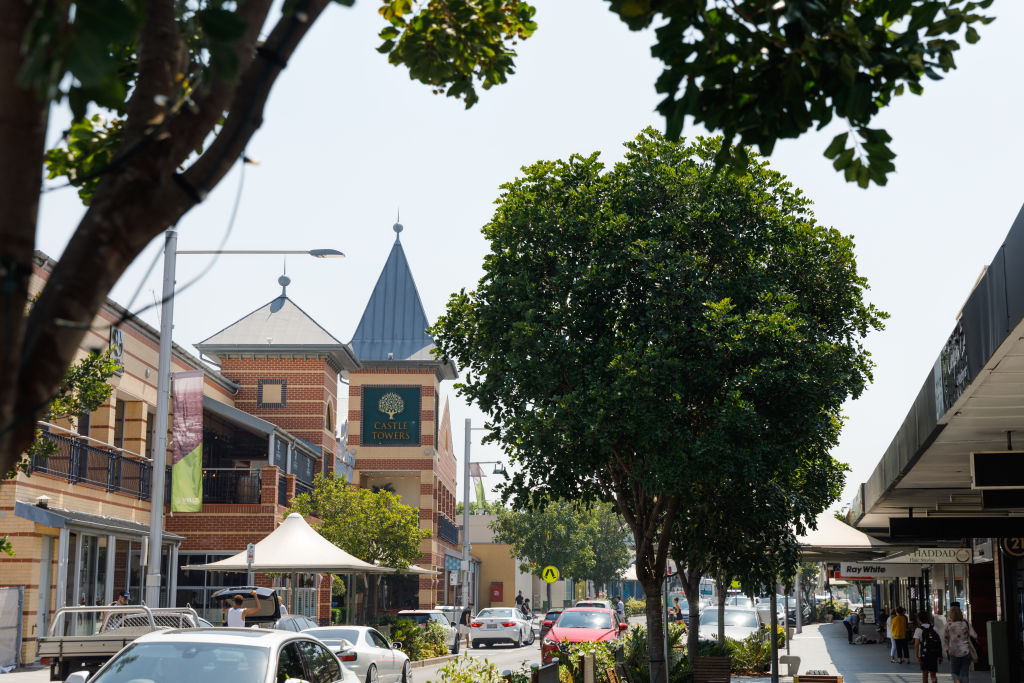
223 590 260 627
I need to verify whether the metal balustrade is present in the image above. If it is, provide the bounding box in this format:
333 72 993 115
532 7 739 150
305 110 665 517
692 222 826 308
278 477 289 506
438 514 460 545
202 468 261 504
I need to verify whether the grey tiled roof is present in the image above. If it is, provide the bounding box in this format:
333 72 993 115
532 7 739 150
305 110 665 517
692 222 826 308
350 235 437 362
198 295 342 347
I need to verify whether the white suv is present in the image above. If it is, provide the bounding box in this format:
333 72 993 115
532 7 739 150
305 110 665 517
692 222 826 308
397 609 461 654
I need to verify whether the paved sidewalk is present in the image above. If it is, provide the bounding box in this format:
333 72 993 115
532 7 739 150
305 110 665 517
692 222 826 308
739 621 991 683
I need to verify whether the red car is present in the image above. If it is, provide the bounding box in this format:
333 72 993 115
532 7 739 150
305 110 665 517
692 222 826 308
540 607 628 663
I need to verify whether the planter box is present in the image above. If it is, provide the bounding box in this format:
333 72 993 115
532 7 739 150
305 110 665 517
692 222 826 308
694 655 731 683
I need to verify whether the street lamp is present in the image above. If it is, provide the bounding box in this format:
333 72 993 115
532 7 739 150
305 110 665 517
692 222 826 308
144 228 345 606
462 418 505 610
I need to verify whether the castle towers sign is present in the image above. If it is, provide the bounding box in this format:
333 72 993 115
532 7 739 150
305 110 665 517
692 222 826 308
362 386 421 445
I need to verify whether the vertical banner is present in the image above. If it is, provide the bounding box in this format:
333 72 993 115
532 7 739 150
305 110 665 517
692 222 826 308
171 370 204 512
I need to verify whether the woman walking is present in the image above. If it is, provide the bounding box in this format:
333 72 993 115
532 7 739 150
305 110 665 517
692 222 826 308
943 605 978 682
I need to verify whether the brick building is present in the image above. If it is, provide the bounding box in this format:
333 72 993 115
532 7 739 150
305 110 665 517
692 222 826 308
345 224 462 610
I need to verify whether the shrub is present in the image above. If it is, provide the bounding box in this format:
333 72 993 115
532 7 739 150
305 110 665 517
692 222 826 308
625 597 645 618
556 640 616 683
422 621 451 658
622 624 691 683
427 654 504 683
725 632 771 673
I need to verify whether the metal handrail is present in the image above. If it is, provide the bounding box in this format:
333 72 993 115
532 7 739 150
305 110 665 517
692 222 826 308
38 421 148 463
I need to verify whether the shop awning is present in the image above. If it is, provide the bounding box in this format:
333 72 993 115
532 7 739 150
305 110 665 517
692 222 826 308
14 500 184 541
798 512 904 562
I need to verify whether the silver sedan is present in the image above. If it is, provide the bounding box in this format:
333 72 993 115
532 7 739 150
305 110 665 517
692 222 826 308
469 607 534 648
304 626 411 683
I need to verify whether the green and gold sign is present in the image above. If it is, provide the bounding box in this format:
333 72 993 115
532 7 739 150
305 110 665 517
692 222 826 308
362 386 421 445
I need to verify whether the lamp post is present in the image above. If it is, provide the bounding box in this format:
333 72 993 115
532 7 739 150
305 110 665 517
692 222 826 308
144 228 344 607
462 418 504 610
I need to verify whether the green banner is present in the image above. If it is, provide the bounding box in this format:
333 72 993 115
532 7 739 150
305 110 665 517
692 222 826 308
361 386 421 446
171 371 204 512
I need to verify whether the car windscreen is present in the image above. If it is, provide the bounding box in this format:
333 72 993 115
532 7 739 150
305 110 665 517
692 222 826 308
306 628 360 644
700 611 758 628
478 609 516 619
726 597 754 608
400 614 432 625
544 612 561 621
556 611 613 629
92 641 269 683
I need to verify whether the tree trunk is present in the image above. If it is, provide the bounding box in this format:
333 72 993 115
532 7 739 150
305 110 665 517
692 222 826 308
715 575 728 644
640 578 667 683
682 569 702 665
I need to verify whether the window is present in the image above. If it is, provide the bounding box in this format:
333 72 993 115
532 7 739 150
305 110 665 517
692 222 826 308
325 402 334 432
276 642 306 683
113 399 127 449
368 630 390 649
145 412 155 459
297 639 340 683
258 379 287 409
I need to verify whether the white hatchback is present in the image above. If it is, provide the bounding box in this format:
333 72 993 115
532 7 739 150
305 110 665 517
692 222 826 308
470 607 534 648
65 627 359 683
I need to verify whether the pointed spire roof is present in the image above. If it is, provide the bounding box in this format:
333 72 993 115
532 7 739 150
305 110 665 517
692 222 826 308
350 223 456 379
196 276 359 372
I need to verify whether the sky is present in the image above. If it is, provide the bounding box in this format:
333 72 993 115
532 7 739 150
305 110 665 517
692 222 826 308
35 1 1024 509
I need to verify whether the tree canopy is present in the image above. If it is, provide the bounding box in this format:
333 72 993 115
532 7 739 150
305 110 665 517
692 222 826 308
431 129 885 682
288 473 429 569
490 499 631 587
0 0 988 477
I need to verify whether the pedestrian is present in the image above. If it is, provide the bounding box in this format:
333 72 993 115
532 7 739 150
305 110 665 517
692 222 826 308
914 610 943 683
942 605 977 683
223 590 260 627
878 607 889 644
886 608 897 661
110 591 129 607
515 590 524 607
842 609 860 644
521 598 531 618
891 606 910 663
459 602 474 649
616 596 626 622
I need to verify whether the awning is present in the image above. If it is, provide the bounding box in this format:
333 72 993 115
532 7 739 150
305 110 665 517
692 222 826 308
14 500 184 542
182 513 393 574
203 395 275 437
798 512 903 562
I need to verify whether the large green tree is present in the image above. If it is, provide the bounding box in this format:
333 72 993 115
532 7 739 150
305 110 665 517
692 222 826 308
288 473 430 619
431 130 884 682
0 0 988 478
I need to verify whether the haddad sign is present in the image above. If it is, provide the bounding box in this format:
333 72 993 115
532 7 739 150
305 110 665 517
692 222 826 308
882 548 972 564
836 563 921 580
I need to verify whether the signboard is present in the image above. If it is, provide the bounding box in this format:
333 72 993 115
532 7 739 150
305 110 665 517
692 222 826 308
246 543 255 564
882 548 972 564
835 563 922 580
361 386 421 446
171 370 204 512
1001 538 1024 557
542 566 560 583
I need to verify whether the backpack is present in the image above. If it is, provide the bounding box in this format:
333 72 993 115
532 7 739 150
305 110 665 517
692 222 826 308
920 625 941 658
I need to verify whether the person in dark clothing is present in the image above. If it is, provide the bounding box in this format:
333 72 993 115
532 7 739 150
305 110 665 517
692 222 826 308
515 590 524 607
914 611 943 683
843 609 860 643
459 603 474 648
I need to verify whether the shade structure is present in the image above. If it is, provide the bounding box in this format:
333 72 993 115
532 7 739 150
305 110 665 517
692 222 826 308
797 512 902 562
385 564 438 575
182 513 393 574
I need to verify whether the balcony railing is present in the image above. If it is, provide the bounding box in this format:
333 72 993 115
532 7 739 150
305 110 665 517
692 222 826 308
203 468 261 504
31 426 153 499
438 515 459 545
294 480 312 499
278 477 289 507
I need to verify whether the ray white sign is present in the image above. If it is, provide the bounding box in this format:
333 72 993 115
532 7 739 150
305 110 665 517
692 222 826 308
836 563 921 580
883 548 972 564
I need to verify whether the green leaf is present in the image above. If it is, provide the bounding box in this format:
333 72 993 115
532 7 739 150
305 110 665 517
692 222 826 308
198 8 247 42
823 133 848 159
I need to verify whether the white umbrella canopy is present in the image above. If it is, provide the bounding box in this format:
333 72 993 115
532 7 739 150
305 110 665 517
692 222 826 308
797 512 902 562
182 512 393 573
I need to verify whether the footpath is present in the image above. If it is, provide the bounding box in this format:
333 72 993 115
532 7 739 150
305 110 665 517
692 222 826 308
738 621 992 683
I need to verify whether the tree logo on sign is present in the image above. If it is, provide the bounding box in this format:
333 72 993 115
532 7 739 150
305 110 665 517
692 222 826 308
378 392 405 419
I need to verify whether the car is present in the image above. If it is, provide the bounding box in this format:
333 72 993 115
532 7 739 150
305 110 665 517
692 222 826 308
397 609 460 654
539 609 564 640
303 625 411 683
668 598 700 625
574 599 613 610
469 607 534 648
697 607 763 643
541 607 627 663
724 595 755 610
210 586 318 630
63 627 360 683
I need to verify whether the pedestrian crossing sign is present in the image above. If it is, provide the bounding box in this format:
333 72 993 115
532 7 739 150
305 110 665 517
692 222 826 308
542 566 559 583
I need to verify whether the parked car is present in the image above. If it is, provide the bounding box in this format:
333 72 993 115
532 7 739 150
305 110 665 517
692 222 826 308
725 595 756 610
64 627 359 683
397 609 460 653
470 607 534 648
210 586 318 630
539 608 564 640
304 625 411 683
541 607 627 663
697 607 763 643
574 599 613 610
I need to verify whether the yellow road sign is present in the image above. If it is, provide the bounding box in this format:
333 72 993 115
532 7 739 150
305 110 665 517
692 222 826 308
542 566 559 583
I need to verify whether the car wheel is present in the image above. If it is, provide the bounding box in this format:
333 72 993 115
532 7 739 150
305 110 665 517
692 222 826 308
514 631 522 647
401 661 412 683
451 637 460 654
471 640 480 649
528 628 535 645
365 664 378 683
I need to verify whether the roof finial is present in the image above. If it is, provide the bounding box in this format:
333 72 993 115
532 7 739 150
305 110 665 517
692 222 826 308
279 257 290 297
393 208 403 239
